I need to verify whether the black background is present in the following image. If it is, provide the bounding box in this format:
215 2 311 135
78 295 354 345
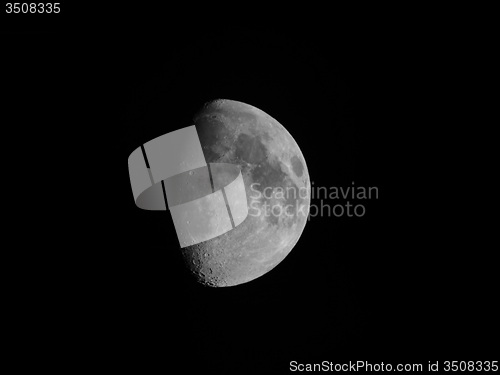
2 5 497 372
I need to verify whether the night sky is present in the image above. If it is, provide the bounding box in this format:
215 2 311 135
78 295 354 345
2 5 496 372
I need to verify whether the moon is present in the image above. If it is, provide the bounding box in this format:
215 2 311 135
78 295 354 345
180 99 310 287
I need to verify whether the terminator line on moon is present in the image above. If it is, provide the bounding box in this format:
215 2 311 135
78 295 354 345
183 99 310 287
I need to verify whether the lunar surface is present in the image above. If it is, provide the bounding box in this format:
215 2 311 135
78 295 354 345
180 99 310 287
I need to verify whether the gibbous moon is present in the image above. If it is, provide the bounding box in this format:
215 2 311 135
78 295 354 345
181 99 310 287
